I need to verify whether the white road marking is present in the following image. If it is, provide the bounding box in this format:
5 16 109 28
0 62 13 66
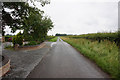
51 42 57 47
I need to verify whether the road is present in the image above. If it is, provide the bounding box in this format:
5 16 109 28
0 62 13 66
2 42 51 78
27 37 109 78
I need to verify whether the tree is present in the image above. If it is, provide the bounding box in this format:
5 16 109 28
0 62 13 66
23 9 53 42
2 0 50 36
2 0 53 43
2 2 29 35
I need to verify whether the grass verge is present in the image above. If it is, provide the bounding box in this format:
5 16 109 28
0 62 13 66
61 37 119 78
48 37 58 42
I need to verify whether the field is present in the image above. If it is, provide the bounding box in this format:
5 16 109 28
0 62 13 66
68 32 119 46
48 37 58 42
61 32 119 78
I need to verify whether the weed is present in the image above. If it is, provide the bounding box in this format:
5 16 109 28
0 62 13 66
61 37 119 78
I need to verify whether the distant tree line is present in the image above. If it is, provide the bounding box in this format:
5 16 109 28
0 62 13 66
55 33 76 36
55 33 67 36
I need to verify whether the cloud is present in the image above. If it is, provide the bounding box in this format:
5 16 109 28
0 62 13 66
37 0 118 35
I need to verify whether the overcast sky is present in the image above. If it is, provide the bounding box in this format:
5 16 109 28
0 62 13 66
4 0 119 35
35 0 119 35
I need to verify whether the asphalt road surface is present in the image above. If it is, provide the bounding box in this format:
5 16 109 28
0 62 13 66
27 37 109 78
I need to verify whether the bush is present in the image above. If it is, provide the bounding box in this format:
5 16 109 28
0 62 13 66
5 36 13 42
8 37 12 42
12 32 23 46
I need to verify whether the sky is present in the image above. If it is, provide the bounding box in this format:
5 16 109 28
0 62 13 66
4 0 119 35
35 0 119 35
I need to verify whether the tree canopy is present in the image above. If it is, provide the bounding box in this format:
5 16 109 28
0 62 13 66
2 0 54 42
23 9 53 41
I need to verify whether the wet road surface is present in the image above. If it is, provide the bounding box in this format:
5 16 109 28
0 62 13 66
27 37 109 78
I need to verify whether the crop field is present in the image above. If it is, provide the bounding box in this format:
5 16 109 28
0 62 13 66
68 32 120 46
61 32 119 78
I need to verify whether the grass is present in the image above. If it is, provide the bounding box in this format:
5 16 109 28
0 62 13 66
48 37 58 42
68 32 119 46
61 37 119 78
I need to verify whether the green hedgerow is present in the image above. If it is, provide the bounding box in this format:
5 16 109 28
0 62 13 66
12 32 23 46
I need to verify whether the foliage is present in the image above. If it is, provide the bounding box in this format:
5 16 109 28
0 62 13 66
5 35 13 42
46 36 55 40
55 33 67 36
2 2 29 35
61 37 119 78
8 37 12 42
48 37 58 42
68 32 120 46
23 10 53 42
2 0 50 36
12 32 23 46
2 1 54 43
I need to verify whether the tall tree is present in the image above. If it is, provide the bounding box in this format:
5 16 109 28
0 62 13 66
2 0 50 36
23 9 53 41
